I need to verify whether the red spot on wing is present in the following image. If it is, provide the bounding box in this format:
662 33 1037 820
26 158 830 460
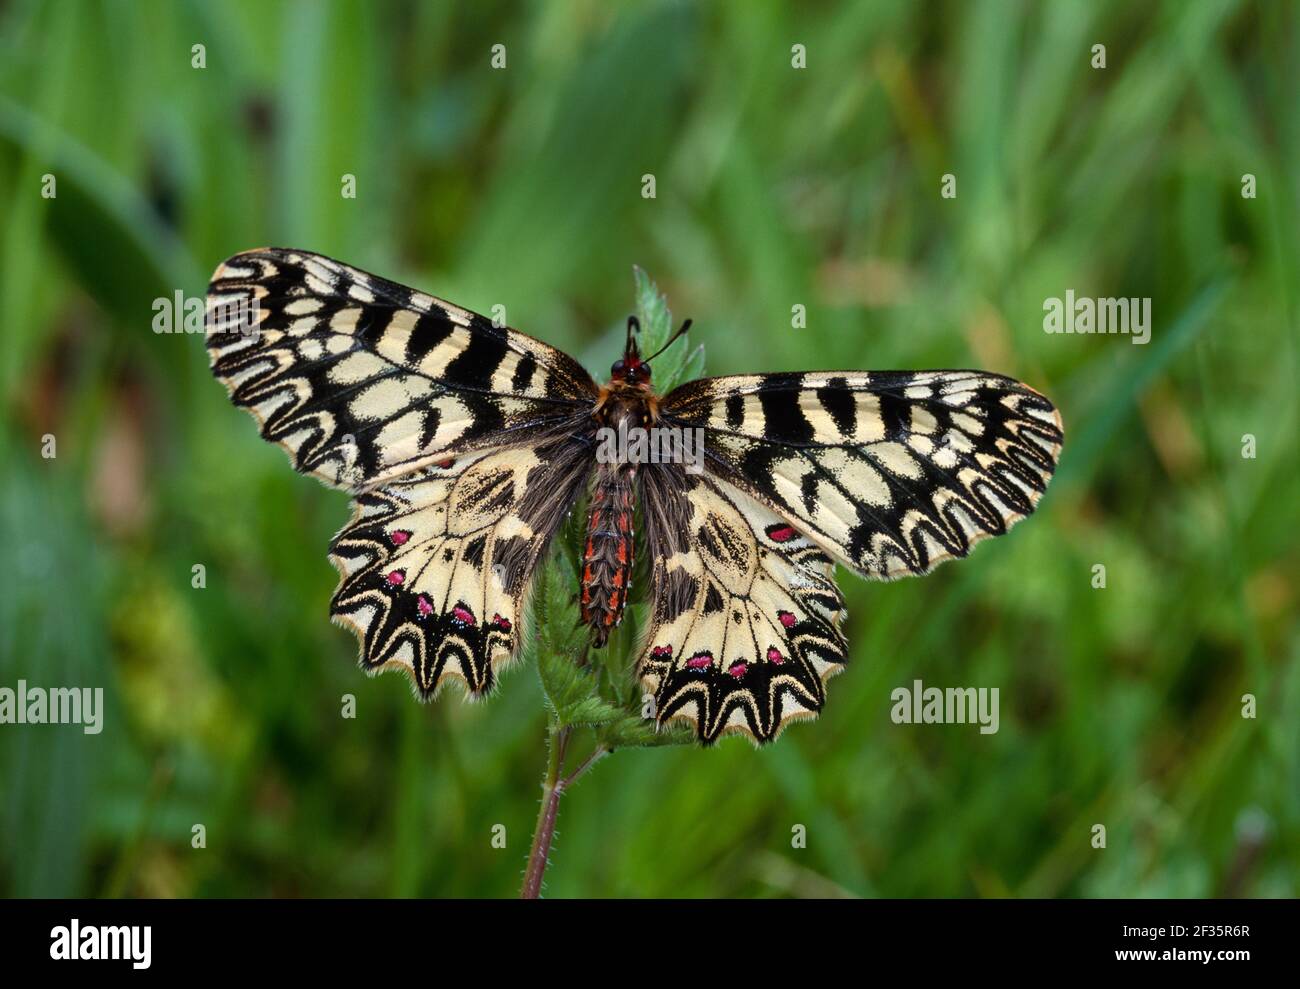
767 647 784 664
390 530 410 546
452 605 476 626
417 594 433 616
777 610 796 629
727 661 748 679
766 524 797 543
686 653 712 670
386 570 405 585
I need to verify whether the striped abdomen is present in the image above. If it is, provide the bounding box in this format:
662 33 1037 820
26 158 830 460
580 465 636 647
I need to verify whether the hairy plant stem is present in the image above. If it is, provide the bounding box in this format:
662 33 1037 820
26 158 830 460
519 724 610 899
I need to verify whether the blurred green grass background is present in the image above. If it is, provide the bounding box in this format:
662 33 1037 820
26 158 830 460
1 0 1296 898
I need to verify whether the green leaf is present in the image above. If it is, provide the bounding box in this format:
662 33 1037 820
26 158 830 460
665 342 707 394
632 266 705 392
597 713 695 750
634 265 673 348
0 97 201 394
554 695 623 730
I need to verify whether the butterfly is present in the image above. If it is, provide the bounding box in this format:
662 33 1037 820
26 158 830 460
205 249 1063 744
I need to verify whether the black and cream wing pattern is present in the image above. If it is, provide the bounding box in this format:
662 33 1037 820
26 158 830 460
207 246 1063 744
638 370 1063 741
206 248 593 697
205 248 595 490
638 469 850 742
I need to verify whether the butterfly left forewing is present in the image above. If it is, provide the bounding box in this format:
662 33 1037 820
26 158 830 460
661 369 1063 580
205 248 595 492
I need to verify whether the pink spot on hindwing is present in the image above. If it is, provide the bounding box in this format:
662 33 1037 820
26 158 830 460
777 610 796 629
491 613 512 631
451 605 477 626
767 647 784 664
685 653 712 670
389 530 410 546
416 594 433 617
766 524 796 543
386 570 405 585
727 661 748 679
650 644 674 660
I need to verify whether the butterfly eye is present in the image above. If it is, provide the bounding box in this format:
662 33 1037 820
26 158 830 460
641 363 652 379
611 359 625 377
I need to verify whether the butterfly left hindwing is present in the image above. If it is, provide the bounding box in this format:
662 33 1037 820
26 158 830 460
329 439 589 697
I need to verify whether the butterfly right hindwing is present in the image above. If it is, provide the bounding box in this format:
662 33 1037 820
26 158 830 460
638 469 848 743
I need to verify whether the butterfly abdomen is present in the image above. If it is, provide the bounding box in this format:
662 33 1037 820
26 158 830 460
580 464 637 647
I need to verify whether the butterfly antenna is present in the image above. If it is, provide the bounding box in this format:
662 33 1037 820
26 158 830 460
644 318 693 363
625 315 641 358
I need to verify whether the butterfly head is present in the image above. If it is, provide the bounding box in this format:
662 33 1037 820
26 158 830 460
610 316 652 388
610 354 652 388
610 314 692 389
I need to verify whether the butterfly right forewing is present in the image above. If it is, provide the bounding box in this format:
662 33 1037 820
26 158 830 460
660 370 1063 580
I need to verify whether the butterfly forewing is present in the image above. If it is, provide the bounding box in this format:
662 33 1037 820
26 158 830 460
661 370 1063 581
205 248 596 492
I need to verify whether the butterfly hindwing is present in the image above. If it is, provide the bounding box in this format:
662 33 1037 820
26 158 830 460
205 248 596 492
661 370 1063 580
329 440 589 697
638 469 848 743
